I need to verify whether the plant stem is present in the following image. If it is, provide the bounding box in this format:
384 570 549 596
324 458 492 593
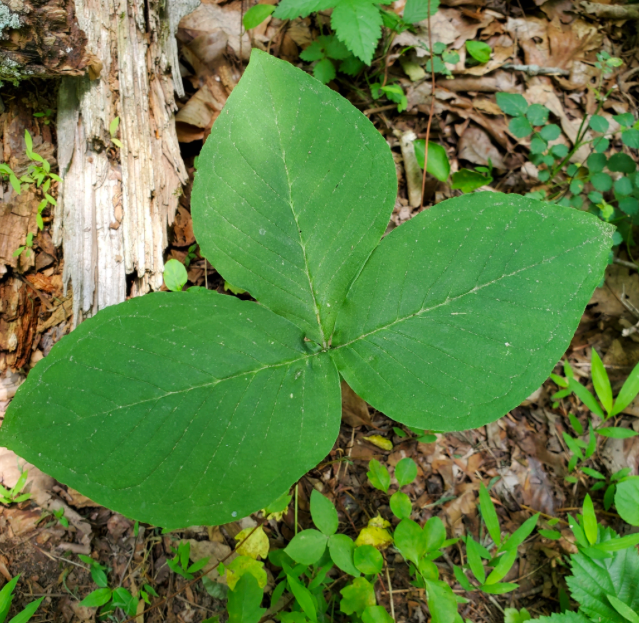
420 0 436 209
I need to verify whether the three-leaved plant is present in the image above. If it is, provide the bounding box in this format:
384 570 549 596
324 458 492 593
0 50 613 529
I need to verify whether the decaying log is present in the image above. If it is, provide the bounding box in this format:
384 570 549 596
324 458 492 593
53 0 197 321
0 0 94 82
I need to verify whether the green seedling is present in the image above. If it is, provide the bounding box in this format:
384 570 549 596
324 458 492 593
12 233 34 259
33 109 53 125
184 244 199 267
0 469 30 505
53 507 69 528
109 117 122 148
465 40 491 65
167 541 210 580
425 41 459 77
0 575 44 623
0 51 613 530
370 81 407 112
553 351 639 441
243 3 275 30
163 258 188 291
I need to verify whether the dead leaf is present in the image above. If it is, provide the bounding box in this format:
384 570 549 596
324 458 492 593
341 381 371 427
458 125 506 170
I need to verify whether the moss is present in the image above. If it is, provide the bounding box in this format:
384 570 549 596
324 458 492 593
0 56 29 87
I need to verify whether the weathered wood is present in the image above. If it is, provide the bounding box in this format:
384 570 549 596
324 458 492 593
53 0 196 321
0 0 94 82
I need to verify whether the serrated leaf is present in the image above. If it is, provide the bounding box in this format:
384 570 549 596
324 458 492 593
567 525 639 622
192 51 395 345
331 194 613 431
0 290 340 528
313 58 336 84
331 0 384 65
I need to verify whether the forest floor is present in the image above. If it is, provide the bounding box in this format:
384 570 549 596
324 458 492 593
1 0 639 622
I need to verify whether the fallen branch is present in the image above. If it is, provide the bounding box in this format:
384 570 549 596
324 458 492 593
580 1 639 20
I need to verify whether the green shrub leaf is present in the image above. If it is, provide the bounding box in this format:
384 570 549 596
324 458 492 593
389 491 412 519
331 194 613 431
331 0 385 64
328 534 360 576
164 259 188 291
354 544 383 575
608 153 637 173
340 577 376 616
479 482 501 548
591 348 613 413
589 115 609 133
362 606 394 623
79 588 113 608
466 40 491 64
413 140 450 181
273 0 335 20
0 290 340 528
614 477 639 526
395 457 417 486
496 93 529 116
243 3 275 30
450 168 490 192
285 529 328 565
310 490 339 536
191 50 395 346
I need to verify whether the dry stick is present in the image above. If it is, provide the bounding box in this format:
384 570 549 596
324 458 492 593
420 0 436 210
385 565 396 621
118 522 264 623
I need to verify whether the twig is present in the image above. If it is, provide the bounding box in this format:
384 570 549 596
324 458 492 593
363 104 398 115
502 64 569 76
420 0 436 209
385 565 396 621
614 257 638 271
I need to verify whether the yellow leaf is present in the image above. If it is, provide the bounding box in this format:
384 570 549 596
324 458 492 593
225 556 267 591
365 435 393 451
234 526 270 560
355 514 393 549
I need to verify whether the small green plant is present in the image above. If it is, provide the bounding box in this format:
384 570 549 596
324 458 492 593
424 42 459 77
300 34 362 84
53 507 69 528
33 109 53 125
184 243 199 267
495 55 638 252
522 494 639 623
0 469 30 505
109 117 122 149
163 258 188 291
413 139 493 192
166 541 210 579
1 50 613 530
465 40 491 65
78 554 158 618
370 81 407 112
0 575 44 623
273 0 440 66
243 3 276 30
12 233 33 259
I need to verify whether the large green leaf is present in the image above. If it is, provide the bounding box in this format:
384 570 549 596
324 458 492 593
0 289 340 528
331 193 613 431
192 50 395 347
566 526 639 622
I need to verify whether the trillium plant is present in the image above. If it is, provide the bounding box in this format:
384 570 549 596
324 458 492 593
1 51 613 529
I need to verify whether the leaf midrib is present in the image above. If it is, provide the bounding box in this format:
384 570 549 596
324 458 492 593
8 351 318 433
261 63 326 348
331 236 601 351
